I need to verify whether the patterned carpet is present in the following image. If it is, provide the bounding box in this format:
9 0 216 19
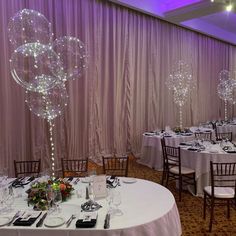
90 156 236 236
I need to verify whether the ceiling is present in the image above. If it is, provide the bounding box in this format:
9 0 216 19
109 0 236 45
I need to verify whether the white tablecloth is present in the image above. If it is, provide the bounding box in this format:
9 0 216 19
0 178 181 236
180 144 236 196
139 133 194 170
216 124 236 141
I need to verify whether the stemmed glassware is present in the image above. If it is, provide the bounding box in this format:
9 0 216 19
5 186 14 212
112 191 123 216
52 189 62 213
0 168 8 187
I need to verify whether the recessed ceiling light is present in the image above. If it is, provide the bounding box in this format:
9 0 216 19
226 4 233 12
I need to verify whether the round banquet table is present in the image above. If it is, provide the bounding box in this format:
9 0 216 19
1 178 182 236
216 123 236 141
180 144 236 196
139 133 194 170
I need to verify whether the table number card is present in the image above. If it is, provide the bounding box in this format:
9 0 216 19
92 175 107 199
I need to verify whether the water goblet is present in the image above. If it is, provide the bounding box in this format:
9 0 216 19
52 189 62 213
112 191 122 216
5 186 14 212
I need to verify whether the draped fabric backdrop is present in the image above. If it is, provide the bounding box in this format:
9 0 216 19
0 0 236 176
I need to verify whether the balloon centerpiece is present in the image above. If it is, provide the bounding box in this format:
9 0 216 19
217 70 236 120
8 9 88 177
166 60 194 129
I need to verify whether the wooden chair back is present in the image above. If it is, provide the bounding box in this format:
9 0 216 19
14 160 41 178
61 158 88 177
102 155 129 177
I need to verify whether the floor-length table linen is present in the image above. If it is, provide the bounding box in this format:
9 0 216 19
139 133 194 170
0 178 182 236
180 145 236 196
216 124 236 141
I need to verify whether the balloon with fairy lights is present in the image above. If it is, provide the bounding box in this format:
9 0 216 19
10 42 63 92
217 70 234 120
8 9 88 178
166 60 194 129
52 36 88 80
227 79 236 105
218 70 231 84
25 83 68 120
8 9 53 48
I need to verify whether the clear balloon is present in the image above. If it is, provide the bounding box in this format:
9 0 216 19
166 60 194 91
166 60 194 107
173 88 189 107
8 9 53 48
52 36 88 80
25 83 68 120
10 42 63 92
228 80 236 105
217 80 233 101
218 70 231 83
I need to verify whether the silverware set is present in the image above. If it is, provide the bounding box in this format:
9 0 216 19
7 210 21 226
66 214 76 228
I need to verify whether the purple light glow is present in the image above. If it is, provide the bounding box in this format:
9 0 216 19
160 0 202 12
182 18 236 44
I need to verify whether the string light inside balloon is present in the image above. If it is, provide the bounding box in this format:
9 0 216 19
8 9 88 178
166 60 194 129
217 70 236 120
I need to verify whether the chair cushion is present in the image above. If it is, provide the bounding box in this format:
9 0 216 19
167 160 177 165
204 186 235 198
169 166 195 175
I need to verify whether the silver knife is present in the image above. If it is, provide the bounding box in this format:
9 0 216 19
66 214 76 228
104 213 110 229
36 212 47 227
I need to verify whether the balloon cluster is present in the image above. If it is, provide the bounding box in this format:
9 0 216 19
166 60 194 107
166 60 194 128
217 70 236 105
8 9 88 177
8 9 88 121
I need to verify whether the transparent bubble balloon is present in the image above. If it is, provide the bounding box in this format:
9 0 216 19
217 80 233 101
8 9 53 48
173 88 189 107
218 70 231 83
52 36 88 80
10 42 63 92
228 80 236 105
166 60 193 91
25 83 68 120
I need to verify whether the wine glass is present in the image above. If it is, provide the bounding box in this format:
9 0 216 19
52 189 62 213
46 187 54 212
112 191 123 216
0 168 8 187
5 186 14 212
0 186 6 212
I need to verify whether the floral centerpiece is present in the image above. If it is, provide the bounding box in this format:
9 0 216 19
173 126 191 134
26 179 74 210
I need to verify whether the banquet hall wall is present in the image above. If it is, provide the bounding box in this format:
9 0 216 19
0 0 236 176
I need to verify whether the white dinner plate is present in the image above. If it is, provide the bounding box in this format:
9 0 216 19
81 177 93 183
44 217 65 228
122 178 137 184
0 216 11 226
209 150 219 153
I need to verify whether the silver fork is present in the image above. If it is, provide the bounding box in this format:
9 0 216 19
7 211 21 226
66 214 76 228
